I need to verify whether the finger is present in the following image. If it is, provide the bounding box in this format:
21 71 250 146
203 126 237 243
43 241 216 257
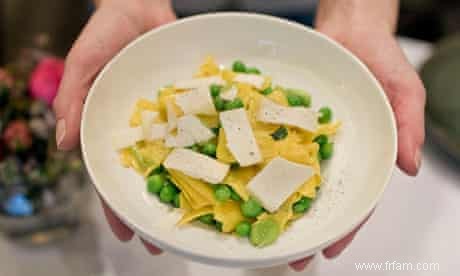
385 69 426 176
289 255 315 272
140 238 163 255
362 39 426 176
323 212 372 259
100 197 134 242
53 5 148 150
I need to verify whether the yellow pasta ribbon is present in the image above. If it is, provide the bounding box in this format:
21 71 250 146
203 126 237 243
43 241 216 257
216 128 236 164
195 56 221 77
168 169 216 209
129 99 159 127
223 166 258 201
214 201 245 233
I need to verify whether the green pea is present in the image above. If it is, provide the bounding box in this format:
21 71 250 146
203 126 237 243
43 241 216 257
173 193 181 208
292 202 306 213
214 96 225 111
313 135 328 146
235 221 252 237
284 89 311 107
302 94 311 107
261 87 273 95
292 196 312 213
201 142 217 157
214 184 232 202
230 189 242 201
224 98 244 110
318 107 333 124
249 218 280 247
241 198 264 218
246 67 261 75
147 174 164 194
319 142 334 160
150 165 165 175
159 184 177 203
286 94 304 106
198 214 215 225
210 84 222 97
232 60 246 73
211 126 220 135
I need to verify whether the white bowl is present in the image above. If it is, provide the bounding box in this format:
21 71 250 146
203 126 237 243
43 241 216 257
81 13 397 268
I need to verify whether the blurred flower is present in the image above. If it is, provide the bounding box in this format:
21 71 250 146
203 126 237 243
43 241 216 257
27 167 49 186
42 189 56 209
0 157 23 187
3 193 33 217
23 158 38 174
29 101 48 116
0 69 14 88
28 57 64 105
3 120 32 151
29 118 50 139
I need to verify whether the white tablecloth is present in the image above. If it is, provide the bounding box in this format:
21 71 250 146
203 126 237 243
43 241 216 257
1 38 459 276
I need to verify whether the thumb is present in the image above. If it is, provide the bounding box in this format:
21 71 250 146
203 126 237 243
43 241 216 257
53 1 176 150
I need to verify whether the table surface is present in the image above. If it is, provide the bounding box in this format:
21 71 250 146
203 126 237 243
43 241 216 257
1 38 459 276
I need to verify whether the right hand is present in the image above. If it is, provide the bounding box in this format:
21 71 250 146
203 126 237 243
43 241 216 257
53 0 175 253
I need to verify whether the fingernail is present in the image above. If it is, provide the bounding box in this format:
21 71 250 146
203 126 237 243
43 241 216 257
323 249 342 259
140 238 163 255
56 119 66 149
414 148 422 174
290 255 315 272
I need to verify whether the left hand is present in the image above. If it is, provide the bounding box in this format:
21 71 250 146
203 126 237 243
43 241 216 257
289 13 426 272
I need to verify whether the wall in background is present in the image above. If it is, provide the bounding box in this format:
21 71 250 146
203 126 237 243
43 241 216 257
1 0 89 63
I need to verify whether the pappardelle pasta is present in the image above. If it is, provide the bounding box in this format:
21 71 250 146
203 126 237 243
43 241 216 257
114 57 341 247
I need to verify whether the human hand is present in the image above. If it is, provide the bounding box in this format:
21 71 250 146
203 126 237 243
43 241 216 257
53 0 175 253
289 0 425 271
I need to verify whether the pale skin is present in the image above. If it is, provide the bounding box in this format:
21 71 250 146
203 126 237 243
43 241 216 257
53 0 425 271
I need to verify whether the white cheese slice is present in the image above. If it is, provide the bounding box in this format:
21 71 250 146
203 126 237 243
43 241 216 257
112 127 143 150
220 86 238 101
165 115 214 147
247 157 314 212
219 108 262 166
234 74 265 89
165 128 195 148
175 87 217 115
257 98 318 132
174 76 225 90
140 111 158 139
163 148 230 184
178 115 215 142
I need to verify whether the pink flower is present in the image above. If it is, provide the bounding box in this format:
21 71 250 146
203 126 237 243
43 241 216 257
29 57 64 105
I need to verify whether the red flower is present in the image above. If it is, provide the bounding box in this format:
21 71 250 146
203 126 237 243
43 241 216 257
28 57 64 105
3 120 32 151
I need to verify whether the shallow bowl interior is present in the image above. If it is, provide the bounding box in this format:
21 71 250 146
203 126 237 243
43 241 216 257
81 13 397 268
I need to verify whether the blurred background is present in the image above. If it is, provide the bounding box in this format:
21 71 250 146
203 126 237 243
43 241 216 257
0 1 459 276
